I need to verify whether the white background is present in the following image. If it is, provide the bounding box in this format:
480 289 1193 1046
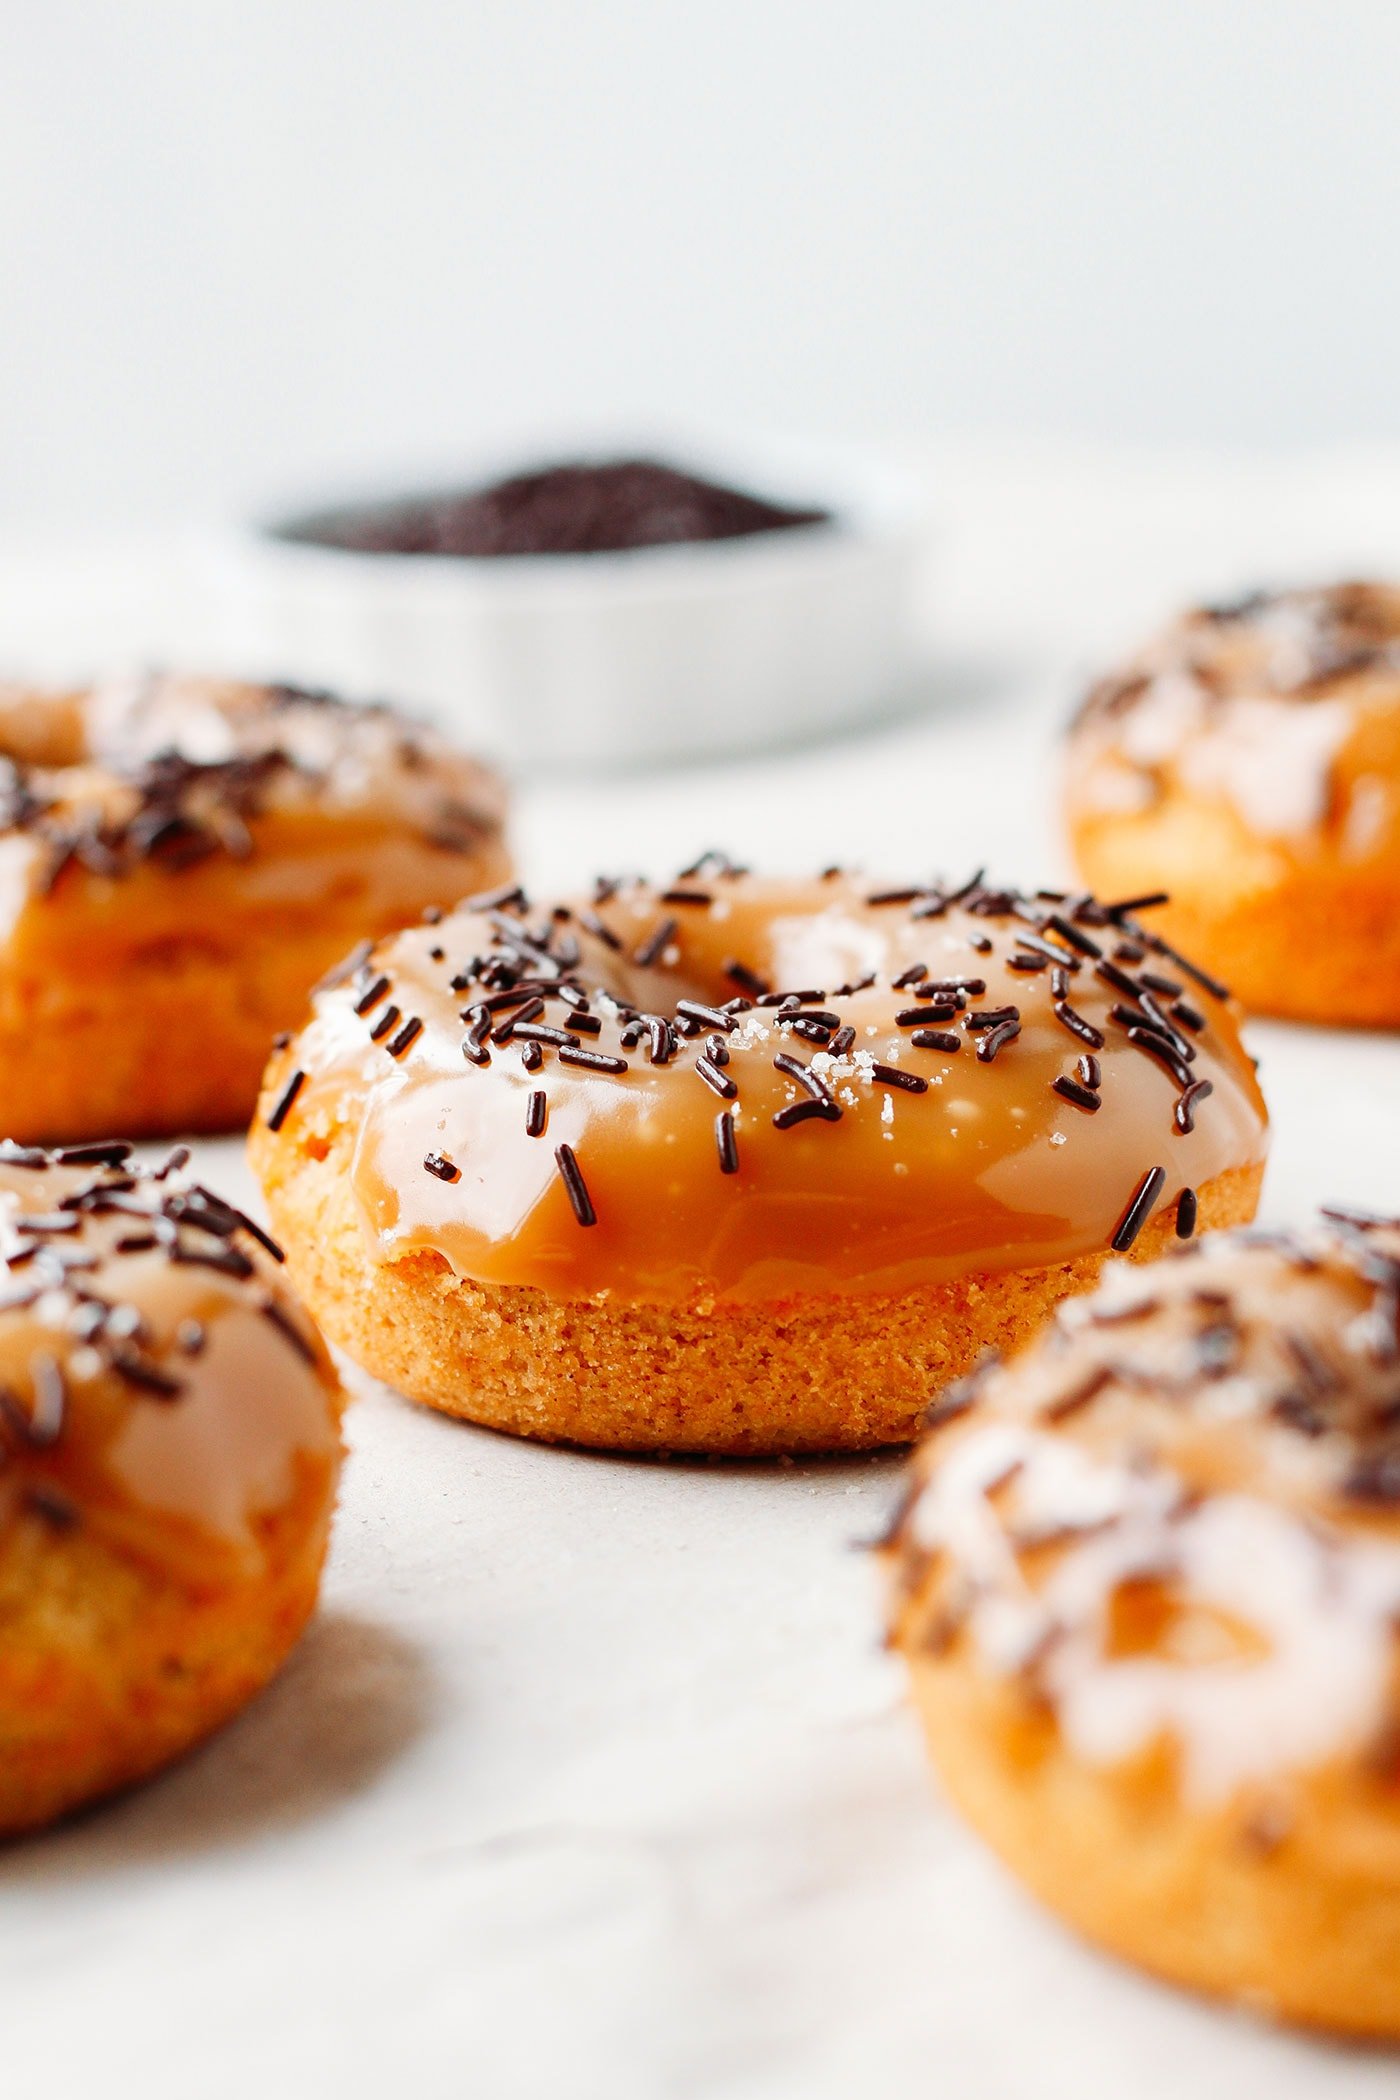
6 2 1400 528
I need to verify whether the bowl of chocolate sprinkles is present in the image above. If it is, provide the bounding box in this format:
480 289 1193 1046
226 436 924 767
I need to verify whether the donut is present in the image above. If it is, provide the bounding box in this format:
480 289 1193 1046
1065 581 1400 1027
884 1207 1400 2037
0 672 509 1141
0 1138 343 1835
250 863 1267 1454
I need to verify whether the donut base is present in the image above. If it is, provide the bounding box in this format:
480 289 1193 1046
902 1648 1400 2039
252 1118 1262 1453
0 1492 331 1837
1068 800 1400 1029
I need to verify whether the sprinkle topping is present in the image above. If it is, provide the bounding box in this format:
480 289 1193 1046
284 865 1266 1301
0 1146 336 1564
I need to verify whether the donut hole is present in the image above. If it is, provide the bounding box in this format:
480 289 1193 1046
1105 1577 1270 1668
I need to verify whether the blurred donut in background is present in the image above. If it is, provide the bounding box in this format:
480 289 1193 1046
0 674 508 1141
0 1140 344 1835
885 1206 1400 2037
1066 583 1400 1027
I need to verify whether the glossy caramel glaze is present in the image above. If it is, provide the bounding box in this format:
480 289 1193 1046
261 865 1269 1305
1069 581 1400 846
0 1143 342 1588
887 1210 1400 1802
0 671 507 939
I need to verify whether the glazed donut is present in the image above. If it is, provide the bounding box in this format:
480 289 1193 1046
250 863 1267 1454
0 1138 343 1835
0 673 509 1141
1066 581 1400 1026
884 1208 1400 2037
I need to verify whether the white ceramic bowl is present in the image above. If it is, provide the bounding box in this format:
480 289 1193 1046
215 435 926 770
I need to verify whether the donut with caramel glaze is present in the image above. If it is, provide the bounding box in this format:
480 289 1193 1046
0 1139 343 1835
251 863 1267 1454
1066 582 1400 1026
885 1208 1400 2037
0 673 508 1142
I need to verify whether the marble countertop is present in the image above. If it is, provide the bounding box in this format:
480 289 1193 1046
3 443 1400 2097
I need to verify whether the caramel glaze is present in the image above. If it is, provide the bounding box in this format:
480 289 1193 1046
1070 581 1400 846
265 864 1269 1306
886 1211 1400 1800
0 1144 342 1589
0 672 508 951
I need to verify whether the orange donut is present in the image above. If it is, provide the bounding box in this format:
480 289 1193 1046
0 1138 343 1835
0 673 508 1140
1066 582 1400 1026
884 1208 1400 2037
251 864 1268 1453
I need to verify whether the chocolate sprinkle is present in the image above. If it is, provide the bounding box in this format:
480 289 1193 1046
1174 1078 1214 1134
465 881 527 914
870 1062 928 1094
633 916 678 968
724 957 771 999
1052 1076 1101 1113
1044 914 1103 959
975 1019 1021 1062
492 997 547 1041
1111 1165 1167 1251
423 1152 460 1182
266 1069 306 1131
55 1141 133 1169
715 1110 739 1175
558 1046 629 1075
897 1004 960 1027
1176 1187 1198 1239
773 1097 842 1130
1125 1025 1195 1090
508 1019 573 1048
385 1015 424 1058
675 999 736 1033
695 1054 738 1100
554 1143 597 1226
353 974 392 1016
526 1090 547 1137
1051 1001 1105 1050
1107 891 1170 917
579 910 622 952
772 1052 836 1107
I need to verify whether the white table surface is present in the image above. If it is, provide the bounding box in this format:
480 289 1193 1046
4 444 1400 2098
